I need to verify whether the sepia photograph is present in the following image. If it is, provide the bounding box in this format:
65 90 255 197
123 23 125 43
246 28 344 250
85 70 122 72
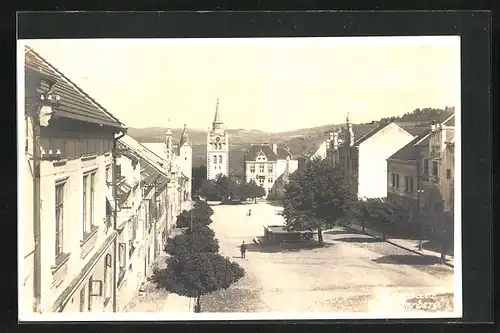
18 36 461 321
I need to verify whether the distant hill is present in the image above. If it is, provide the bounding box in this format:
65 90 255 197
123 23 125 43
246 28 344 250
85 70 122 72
128 107 454 179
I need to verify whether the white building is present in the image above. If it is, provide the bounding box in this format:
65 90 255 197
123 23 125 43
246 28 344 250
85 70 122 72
206 98 229 180
243 143 298 197
329 115 415 199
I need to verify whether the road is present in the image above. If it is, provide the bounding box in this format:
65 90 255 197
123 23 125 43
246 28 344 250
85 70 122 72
200 202 455 314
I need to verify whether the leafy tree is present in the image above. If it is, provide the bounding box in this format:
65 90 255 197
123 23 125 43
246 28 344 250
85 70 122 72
192 165 207 196
358 199 409 239
281 158 358 245
236 180 266 203
199 179 221 201
175 199 214 228
215 174 239 201
165 224 219 256
152 252 245 312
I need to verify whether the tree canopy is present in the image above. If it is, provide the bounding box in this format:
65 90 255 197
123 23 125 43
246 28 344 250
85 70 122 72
175 199 214 228
165 224 219 256
281 158 358 244
152 252 245 299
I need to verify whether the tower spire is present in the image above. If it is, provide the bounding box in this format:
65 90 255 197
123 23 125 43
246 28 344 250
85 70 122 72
213 98 222 123
165 118 173 136
180 124 190 147
212 98 224 131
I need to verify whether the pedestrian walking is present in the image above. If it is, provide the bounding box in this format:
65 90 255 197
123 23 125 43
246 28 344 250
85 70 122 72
240 241 247 259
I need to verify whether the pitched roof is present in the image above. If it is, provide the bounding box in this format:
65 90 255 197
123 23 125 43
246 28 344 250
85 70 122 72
118 135 170 194
442 113 455 126
213 98 222 123
24 46 124 129
277 147 292 160
179 124 190 147
388 131 430 161
244 144 277 161
353 121 393 146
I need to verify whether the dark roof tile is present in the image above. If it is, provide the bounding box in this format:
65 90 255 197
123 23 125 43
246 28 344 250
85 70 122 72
25 46 124 129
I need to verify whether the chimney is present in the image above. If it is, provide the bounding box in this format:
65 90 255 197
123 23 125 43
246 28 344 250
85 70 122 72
272 143 277 154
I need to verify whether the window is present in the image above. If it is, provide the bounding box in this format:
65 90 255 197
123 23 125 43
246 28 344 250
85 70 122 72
218 143 222 150
446 169 451 179
87 275 93 311
55 182 65 258
268 178 274 184
250 165 255 173
83 171 97 238
118 243 127 285
213 155 217 164
396 174 400 188
404 176 414 193
258 176 265 186
105 165 111 184
432 161 439 177
268 165 273 173
79 287 86 312
259 164 265 173
83 175 88 235
391 173 396 188
219 155 223 164
103 254 112 303
423 158 429 175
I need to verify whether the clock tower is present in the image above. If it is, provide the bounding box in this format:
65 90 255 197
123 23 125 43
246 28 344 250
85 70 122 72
207 98 229 180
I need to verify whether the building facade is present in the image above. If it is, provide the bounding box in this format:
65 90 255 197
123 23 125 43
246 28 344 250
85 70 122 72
386 113 455 232
243 143 298 197
22 46 126 314
419 114 456 233
206 99 229 180
328 115 415 199
21 46 192 316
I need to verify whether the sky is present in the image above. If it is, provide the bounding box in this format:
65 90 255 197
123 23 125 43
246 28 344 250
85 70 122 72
21 37 460 132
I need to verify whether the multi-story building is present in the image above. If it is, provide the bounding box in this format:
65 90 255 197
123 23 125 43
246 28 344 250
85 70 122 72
22 46 126 314
386 113 455 231
329 115 415 199
114 135 174 311
21 46 192 317
420 114 456 232
243 143 298 197
206 99 229 180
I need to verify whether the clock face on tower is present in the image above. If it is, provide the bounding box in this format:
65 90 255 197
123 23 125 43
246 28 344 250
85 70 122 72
215 137 220 142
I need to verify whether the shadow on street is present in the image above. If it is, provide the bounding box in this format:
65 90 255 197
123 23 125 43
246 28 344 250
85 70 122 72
335 236 384 244
422 240 454 256
323 229 353 236
240 241 329 254
372 254 440 266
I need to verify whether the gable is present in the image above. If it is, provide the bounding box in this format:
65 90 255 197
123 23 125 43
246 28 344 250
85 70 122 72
25 46 124 129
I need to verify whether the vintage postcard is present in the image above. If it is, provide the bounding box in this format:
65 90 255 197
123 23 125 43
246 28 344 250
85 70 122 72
18 36 461 321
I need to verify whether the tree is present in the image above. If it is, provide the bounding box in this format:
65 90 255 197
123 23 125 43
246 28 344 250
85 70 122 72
358 199 409 239
215 174 239 201
192 165 207 196
152 252 245 312
281 158 358 245
165 224 219 256
175 199 214 228
236 180 266 203
199 179 220 201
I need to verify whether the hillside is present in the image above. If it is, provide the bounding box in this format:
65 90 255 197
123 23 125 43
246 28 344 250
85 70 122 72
128 107 454 179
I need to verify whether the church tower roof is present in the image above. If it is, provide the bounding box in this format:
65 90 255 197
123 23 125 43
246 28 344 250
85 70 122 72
213 98 224 128
179 124 190 147
165 118 173 137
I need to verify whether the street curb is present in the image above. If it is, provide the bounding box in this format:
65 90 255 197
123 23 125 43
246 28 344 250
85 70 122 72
343 225 454 269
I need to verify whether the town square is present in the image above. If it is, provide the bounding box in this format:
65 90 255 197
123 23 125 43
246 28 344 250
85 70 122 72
19 35 459 319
